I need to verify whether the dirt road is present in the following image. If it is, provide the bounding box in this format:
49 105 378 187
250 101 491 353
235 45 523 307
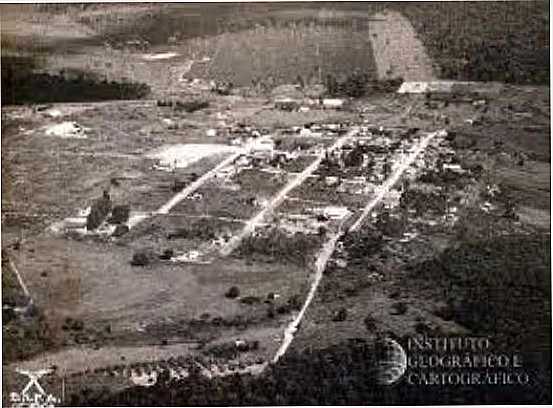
219 128 359 256
128 137 269 228
350 129 446 231
368 10 435 81
272 129 446 363
7 129 444 382
272 231 343 363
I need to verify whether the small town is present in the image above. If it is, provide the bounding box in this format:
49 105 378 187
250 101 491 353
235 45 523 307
1 2 550 406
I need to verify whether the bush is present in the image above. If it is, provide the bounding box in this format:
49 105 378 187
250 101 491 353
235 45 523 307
344 146 364 167
240 296 261 305
267 303 276 318
287 294 303 311
62 317 84 331
236 228 321 266
325 73 402 98
108 205 130 224
175 100 209 113
375 210 405 238
3 308 16 323
211 316 224 326
332 307 348 322
224 286 240 299
112 225 129 237
87 199 111 231
342 228 383 261
211 81 233 95
390 302 408 315
414 321 432 334
363 315 377 331
3 308 59 363
167 219 219 241
131 251 152 266
325 71 370 97
341 71 370 97
203 342 238 359
159 249 174 260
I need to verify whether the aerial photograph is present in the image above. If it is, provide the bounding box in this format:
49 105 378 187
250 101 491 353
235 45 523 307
1 2 550 406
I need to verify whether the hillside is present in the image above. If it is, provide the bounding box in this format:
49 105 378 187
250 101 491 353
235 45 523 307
1 1 549 102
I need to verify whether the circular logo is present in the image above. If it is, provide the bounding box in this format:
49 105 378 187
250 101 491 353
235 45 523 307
375 337 407 385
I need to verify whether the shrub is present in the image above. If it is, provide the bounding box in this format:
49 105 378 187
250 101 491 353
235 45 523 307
414 321 431 334
342 228 383 260
240 296 261 305
332 307 348 322
108 205 130 224
212 81 233 95
225 286 240 299
267 303 276 318
364 315 377 331
112 225 129 237
236 228 321 266
130 251 151 266
287 294 303 311
87 198 111 231
390 302 408 315
167 219 219 241
159 249 174 260
62 317 84 331
175 100 209 113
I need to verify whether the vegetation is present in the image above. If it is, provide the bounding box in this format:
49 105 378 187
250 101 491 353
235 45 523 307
408 233 550 351
82 335 550 405
175 100 210 113
342 228 383 260
167 218 225 241
1 255 26 308
397 1 549 84
224 286 240 299
1 56 151 105
3 317 56 363
130 250 155 266
119 2 548 85
325 72 403 98
236 228 322 266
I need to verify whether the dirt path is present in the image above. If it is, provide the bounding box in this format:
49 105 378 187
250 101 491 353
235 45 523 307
128 137 269 228
219 128 359 256
7 257 31 299
271 129 446 363
272 230 343 363
368 10 435 81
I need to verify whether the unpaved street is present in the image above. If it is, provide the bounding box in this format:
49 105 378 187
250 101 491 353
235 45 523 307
272 128 445 363
369 10 435 81
220 128 359 256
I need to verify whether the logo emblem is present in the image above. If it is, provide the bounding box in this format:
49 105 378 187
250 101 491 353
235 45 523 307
375 337 407 385
10 368 60 408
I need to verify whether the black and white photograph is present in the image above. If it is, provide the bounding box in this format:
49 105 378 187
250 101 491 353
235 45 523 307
1 1 551 406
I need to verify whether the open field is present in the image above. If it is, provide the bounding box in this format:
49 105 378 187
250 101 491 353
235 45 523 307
1 2 550 406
